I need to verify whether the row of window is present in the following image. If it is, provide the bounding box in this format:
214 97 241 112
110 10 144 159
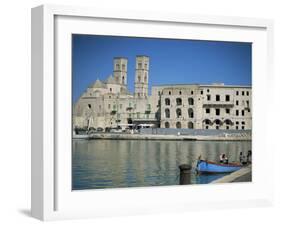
204 119 230 125
91 102 249 117
206 94 249 102
205 125 246 130
236 90 250 96
205 108 250 115
115 64 126 71
212 94 229 101
203 119 246 125
165 98 194 106
137 73 148 83
236 100 250 106
164 121 246 130
165 108 194 119
167 90 193 95
164 121 194 129
137 62 148 69
164 96 250 106
105 103 151 110
165 89 250 96
111 113 153 120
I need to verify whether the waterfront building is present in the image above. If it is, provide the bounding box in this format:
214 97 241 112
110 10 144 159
73 56 252 130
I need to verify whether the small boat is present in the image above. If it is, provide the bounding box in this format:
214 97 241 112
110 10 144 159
72 133 90 139
72 130 90 139
196 159 242 174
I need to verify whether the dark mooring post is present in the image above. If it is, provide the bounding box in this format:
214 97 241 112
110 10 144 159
179 164 192 185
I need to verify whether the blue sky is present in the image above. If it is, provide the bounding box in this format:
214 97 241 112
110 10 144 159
72 35 251 103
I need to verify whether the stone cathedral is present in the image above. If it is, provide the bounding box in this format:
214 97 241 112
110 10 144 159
73 56 252 130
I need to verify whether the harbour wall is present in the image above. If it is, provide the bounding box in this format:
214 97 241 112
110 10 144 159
140 128 251 136
86 130 251 141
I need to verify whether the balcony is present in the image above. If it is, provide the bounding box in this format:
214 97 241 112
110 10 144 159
203 101 234 108
130 113 156 120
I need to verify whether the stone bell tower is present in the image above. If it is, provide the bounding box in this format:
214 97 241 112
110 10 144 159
113 57 128 87
134 55 149 98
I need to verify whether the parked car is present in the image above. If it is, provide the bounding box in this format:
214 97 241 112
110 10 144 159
105 127 111 133
74 127 88 135
110 127 123 133
97 127 103 132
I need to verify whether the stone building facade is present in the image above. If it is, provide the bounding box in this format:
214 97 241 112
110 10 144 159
73 56 252 130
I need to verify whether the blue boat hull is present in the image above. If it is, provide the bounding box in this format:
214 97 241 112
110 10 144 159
196 160 242 174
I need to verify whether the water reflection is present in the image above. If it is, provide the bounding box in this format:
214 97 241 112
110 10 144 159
72 140 251 190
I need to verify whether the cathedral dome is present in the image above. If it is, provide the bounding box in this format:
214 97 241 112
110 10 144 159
90 79 106 89
106 75 118 84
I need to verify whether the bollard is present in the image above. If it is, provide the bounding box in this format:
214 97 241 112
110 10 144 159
179 164 192 185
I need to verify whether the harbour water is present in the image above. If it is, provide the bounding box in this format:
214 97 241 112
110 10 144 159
72 140 251 190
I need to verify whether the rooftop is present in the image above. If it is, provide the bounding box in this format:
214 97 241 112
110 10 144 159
105 75 118 84
152 83 251 89
89 79 106 89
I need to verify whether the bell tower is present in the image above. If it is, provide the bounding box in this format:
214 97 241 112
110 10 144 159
134 55 149 98
113 57 127 86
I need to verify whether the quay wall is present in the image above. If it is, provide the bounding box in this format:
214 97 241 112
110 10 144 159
87 132 251 141
211 165 252 183
140 128 251 137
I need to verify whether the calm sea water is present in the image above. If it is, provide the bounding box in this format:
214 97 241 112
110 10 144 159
72 140 251 190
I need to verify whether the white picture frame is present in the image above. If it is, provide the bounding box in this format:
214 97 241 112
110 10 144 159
31 4 274 221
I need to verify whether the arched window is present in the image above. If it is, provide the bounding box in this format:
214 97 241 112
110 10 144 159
188 108 194 118
165 122 170 128
165 108 170 118
176 108 182 118
188 122 194 129
215 119 222 125
225 119 233 125
122 64 125 70
188 98 194 105
203 119 212 125
122 76 125 84
176 98 182 106
176 122 181 128
144 75 147 83
116 64 120 70
165 98 170 106
138 76 141 82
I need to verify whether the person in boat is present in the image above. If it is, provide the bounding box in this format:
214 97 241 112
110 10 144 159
240 151 250 165
219 153 228 164
247 150 252 164
239 152 244 164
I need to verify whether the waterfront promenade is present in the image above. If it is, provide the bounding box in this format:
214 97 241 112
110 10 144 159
84 131 251 141
211 165 252 183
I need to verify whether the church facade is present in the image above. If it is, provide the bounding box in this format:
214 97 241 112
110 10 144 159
73 56 252 130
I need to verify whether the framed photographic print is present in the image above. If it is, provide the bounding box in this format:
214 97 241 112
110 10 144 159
31 4 274 221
